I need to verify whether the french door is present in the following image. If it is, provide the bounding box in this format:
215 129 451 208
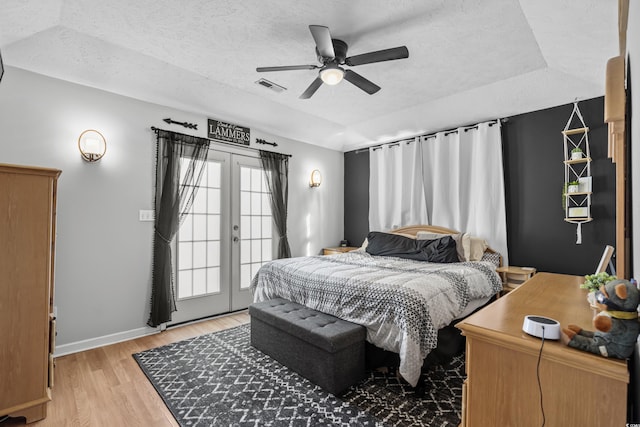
169 150 273 325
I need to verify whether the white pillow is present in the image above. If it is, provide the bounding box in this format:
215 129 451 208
468 236 489 261
359 238 368 250
416 231 470 262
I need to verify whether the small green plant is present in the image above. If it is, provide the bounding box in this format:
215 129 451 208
581 272 616 293
571 147 583 153
569 180 579 186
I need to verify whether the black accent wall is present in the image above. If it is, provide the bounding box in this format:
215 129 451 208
344 149 370 247
343 97 616 275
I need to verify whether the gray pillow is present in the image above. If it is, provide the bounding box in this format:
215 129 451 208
365 232 459 263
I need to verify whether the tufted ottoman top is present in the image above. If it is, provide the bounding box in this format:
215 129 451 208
249 298 366 353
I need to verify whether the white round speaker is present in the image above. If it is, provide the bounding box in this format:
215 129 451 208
522 315 561 340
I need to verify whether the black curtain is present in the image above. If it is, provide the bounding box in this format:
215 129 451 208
148 129 210 327
259 150 291 259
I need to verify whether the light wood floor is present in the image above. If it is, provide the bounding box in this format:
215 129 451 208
3 311 250 427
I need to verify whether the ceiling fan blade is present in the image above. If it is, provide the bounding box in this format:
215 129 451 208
299 77 323 99
256 65 318 72
343 70 380 95
309 25 335 59
345 46 409 66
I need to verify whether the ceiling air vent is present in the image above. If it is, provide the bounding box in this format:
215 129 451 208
255 78 286 93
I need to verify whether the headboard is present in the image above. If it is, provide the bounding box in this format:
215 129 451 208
391 224 460 236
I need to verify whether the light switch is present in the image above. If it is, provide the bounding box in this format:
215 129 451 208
139 210 154 222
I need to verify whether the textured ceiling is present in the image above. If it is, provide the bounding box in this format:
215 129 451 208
0 0 618 151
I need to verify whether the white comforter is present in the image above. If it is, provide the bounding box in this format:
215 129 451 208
251 251 502 387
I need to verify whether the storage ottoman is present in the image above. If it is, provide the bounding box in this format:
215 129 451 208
249 298 366 395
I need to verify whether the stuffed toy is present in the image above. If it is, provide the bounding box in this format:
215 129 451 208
561 279 640 359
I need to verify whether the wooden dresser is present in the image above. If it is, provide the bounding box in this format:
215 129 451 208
456 272 628 427
0 164 61 423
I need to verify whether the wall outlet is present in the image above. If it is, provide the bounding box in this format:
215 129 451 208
139 210 154 222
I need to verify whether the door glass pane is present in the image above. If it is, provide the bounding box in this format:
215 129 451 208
178 270 192 299
251 169 262 192
193 269 206 296
207 241 220 267
208 188 220 214
241 240 250 264
193 242 206 269
261 217 272 238
251 216 261 239
240 215 250 239
179 215 193 241
207 215 220 240
251 240 261 262
240 167 250 191
261 194 271 216
241 192 250 215
179 242 192 270
193 187 207 213
251 193 261 215
241 264 251 290
208 162 221 187
262 239 272 261
193 215 206 240
207 267 220 293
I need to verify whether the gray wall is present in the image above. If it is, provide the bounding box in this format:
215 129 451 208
0 68 344 347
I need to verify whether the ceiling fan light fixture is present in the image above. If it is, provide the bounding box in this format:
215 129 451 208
320 64 344 85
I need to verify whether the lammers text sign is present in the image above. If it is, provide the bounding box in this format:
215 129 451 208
207 119 250 145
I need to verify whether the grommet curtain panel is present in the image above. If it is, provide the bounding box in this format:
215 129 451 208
259 150 291 259
369 121 508 265
369 138 428 232
148 129 210 327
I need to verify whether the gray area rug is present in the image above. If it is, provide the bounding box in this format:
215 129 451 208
133 324 463 426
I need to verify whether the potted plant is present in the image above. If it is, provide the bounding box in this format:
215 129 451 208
571 146 583 160
582 272 616 293
567 180 580 193
582 272 616 308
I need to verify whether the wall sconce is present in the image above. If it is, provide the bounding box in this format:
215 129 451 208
310 169 322 188
78 129 107 162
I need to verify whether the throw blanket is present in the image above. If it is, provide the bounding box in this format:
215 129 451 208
251 251 502 387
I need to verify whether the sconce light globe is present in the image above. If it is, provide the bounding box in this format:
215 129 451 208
310 169 322 187
78 129 107 162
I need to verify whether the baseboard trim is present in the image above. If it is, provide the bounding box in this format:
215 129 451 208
54 326 159 357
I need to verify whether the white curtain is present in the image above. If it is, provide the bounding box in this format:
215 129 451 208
369 138 428 231
368 121 508 264
420 122 508 264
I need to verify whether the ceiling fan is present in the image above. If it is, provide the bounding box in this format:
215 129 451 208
256 25 409 99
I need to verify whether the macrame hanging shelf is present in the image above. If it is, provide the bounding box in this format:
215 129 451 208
562 101 593 244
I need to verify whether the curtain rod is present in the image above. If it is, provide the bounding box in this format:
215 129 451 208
151 127 292 158
355 118 507 153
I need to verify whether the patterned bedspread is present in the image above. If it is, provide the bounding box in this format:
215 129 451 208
251 250 502 387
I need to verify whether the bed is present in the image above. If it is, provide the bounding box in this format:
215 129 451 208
251 225 503 387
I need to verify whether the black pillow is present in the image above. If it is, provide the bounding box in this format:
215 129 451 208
365 232 459 263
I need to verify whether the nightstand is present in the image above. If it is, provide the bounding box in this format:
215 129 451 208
496 266 536 294
322 247 358 255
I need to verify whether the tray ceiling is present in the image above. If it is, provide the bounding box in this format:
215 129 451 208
0 0 618 151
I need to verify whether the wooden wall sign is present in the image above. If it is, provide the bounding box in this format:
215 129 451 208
207 118 250 145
